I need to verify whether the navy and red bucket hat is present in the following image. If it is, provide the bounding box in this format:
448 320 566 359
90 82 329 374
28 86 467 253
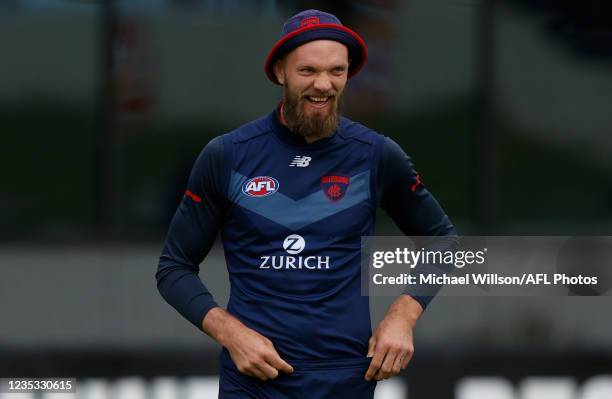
264 9 368 85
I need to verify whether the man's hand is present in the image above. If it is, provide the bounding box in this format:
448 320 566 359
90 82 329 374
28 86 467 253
202 307 293 381
365 295 423 381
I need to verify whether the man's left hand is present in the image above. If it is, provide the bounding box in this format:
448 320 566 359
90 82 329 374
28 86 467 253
365 295 423 381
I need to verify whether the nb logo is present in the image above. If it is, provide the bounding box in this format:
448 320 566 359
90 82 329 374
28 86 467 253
283 234 305 255
289 156 311 167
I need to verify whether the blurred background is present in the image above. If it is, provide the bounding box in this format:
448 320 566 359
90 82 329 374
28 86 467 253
1 0 611 398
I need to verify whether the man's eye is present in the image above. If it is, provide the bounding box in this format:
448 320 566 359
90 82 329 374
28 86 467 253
300 68 314 73
333 67 347 74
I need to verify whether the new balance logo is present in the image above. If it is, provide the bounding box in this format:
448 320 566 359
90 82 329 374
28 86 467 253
289 156 312 167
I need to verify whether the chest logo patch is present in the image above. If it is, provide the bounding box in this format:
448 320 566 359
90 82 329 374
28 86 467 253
283 234 305 254
321 175 350 202
242 176 279 197
289 155 312 167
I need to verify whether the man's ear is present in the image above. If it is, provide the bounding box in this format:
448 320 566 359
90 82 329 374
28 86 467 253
274 59 285 85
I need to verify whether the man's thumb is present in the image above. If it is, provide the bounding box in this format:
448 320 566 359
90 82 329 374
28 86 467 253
278 358 294 374
267 352 294 374
367 336 376 358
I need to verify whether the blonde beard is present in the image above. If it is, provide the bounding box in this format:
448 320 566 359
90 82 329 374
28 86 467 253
282 86 342 141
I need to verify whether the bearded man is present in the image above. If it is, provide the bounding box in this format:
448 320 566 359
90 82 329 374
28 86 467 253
156 9 456 399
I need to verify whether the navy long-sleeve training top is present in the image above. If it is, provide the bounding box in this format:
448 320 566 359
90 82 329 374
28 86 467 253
156 107 456 361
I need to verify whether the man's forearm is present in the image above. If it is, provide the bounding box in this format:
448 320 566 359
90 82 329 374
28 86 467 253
202 306 242 346
156 264 219 329
390 294 423 327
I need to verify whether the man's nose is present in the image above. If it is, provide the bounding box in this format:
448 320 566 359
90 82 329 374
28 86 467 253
313 74 332 93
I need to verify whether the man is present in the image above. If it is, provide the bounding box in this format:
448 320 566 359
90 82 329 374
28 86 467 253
156 9 455 399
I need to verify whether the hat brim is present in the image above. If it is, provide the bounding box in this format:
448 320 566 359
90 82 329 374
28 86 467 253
264 23 367 85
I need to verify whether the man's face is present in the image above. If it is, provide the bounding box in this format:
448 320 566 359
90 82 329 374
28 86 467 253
274 40 349 140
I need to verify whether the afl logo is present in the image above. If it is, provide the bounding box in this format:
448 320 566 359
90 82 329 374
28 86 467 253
242 176 279 197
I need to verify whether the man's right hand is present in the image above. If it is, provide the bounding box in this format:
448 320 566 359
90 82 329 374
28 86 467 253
202 307 294 381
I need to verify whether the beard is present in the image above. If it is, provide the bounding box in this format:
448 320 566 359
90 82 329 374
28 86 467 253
282 82 343 141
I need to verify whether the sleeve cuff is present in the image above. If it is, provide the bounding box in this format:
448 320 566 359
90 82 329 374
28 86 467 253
186 294 219 330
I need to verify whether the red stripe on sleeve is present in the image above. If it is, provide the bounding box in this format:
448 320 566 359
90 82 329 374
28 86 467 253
410 173 422 192
185 189 202 203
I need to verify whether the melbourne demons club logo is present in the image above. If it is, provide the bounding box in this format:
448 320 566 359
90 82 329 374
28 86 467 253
321 175 349 202
242 176 279 197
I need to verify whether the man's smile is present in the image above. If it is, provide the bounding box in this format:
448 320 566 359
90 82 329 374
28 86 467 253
304 95 333 108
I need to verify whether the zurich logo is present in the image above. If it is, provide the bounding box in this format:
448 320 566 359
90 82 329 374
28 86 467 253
283 234 305 255
242 176 279 197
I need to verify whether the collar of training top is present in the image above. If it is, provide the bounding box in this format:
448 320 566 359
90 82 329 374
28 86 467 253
264 9 368 85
